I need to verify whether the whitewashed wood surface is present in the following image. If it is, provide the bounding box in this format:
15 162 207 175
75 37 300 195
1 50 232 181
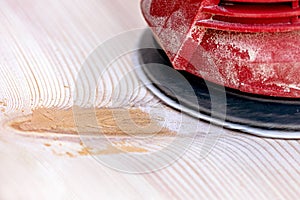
1 0 300 199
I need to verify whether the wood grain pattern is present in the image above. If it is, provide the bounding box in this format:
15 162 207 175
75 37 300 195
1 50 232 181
1 0 300 199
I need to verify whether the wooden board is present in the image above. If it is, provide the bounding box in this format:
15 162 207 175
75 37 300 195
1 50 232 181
1 0 300 199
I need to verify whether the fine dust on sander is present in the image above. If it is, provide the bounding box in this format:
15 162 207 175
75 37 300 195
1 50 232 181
135 30 300 139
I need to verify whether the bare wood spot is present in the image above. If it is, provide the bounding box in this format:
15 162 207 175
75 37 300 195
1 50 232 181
9 107 175 137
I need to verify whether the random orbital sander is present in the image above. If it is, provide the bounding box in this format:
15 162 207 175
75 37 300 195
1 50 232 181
138 0 300 138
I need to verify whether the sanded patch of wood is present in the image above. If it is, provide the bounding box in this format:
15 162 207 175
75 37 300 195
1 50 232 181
10 107 175 136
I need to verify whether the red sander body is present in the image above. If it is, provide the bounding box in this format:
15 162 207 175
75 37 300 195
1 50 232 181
141 0 300 98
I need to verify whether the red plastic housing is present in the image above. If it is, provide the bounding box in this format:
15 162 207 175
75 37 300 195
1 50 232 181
141 0 300 98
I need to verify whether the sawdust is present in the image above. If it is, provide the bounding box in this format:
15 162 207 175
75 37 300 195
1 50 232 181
10 106 175 136
45 140 150 158
76 143 148 156
96 144 148 155
77 146 93 156
0 99 7 107
65 152 75 158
